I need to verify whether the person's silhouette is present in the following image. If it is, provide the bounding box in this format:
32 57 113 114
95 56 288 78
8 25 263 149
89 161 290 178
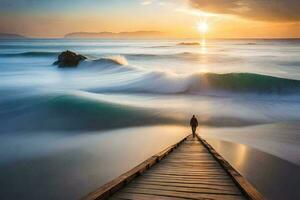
190 115 198 138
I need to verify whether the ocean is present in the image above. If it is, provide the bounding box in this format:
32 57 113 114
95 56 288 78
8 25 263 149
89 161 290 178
0 38 300 200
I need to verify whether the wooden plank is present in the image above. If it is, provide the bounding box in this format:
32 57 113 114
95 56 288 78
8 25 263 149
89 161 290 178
126 183 242 195
149 167 226 173
129 180 241 193
117 188 245 200
145 171 231 177
131 179 237 187
133 177 236 186
140 174 232 180
113 192 186 200
149 171 227 176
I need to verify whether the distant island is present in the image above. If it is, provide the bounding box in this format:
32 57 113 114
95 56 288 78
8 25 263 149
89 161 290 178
0 33 26 39
177 42 200 46
64 31 165 39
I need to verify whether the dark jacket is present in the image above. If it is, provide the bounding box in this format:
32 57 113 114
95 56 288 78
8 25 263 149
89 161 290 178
190 117 198 127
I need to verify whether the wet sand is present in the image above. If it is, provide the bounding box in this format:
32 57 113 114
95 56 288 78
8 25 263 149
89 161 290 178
0 126 188 200
205 138 300 200
200 122 300 200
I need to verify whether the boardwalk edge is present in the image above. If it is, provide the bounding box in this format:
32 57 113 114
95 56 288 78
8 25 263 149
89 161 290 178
196 134 265 200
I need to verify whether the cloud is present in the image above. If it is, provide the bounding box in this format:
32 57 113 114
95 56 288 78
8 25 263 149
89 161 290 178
141 0 155 5
140 0 174 6
189 0 300 21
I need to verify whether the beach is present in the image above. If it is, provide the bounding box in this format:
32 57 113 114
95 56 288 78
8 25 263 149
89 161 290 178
0 39 300 200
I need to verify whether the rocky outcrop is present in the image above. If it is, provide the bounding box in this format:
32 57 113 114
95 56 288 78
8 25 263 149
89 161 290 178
53 50 87 67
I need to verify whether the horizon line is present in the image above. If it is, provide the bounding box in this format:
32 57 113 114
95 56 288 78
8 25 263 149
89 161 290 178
1 32 300 40
3 37 300 40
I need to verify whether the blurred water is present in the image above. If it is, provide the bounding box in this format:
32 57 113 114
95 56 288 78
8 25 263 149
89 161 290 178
1 39 300 199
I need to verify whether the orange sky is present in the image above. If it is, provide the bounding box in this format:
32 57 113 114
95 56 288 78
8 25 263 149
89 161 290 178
1 0 300 38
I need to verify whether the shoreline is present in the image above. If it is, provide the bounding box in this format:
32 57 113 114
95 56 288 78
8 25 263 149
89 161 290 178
0 125 299 199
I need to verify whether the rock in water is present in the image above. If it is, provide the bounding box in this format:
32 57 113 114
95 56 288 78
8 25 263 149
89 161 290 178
53 50 87 67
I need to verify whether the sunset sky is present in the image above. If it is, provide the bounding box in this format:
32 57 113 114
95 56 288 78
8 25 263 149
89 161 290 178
1 0 300 38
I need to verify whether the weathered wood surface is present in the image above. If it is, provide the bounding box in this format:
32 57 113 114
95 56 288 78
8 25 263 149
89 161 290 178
84 135 264 200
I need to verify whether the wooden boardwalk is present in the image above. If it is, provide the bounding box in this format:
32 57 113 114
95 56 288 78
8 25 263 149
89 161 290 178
84 135 264 200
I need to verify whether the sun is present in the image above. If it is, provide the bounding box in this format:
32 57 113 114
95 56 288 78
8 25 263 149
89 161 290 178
198 22 208 34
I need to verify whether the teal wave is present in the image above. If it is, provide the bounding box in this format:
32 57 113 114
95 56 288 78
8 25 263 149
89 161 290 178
199 73 300 94
0 93 176 133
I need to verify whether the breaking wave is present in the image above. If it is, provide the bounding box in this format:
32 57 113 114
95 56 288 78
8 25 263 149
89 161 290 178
90 70 300 95
14 51 296 95
90 55 129 66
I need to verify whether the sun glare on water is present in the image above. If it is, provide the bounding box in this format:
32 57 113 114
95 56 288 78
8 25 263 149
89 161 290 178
196 21 209 48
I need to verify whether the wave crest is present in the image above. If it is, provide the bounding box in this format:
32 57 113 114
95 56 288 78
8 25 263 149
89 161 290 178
199 73 300 94
92 72 300 95
90 55 128 66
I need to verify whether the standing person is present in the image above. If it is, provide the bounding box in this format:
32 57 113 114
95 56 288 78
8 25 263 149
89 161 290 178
190 115 198 138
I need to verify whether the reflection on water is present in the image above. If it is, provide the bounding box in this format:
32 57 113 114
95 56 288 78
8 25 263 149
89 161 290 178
200 38 207 53
205 138 300 200
200 123 300 165
233 142 248 168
